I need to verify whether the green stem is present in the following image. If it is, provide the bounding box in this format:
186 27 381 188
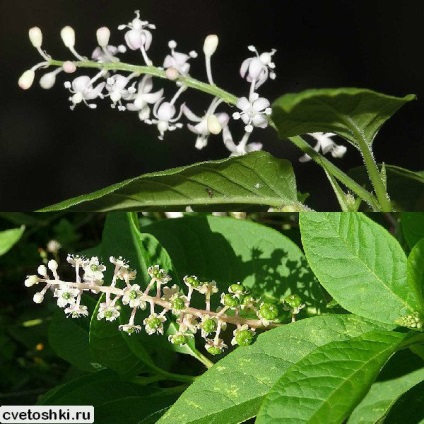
48 59 238 104
288 136 381 210
349 127 393 211
193 350 215 369
147 363 197 384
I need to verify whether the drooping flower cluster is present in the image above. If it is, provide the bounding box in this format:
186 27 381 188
18 10 286 158
24 255 305 357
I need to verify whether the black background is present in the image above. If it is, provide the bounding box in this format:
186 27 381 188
1 0 423 210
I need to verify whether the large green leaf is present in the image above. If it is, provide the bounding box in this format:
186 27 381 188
407 237 424 312
48 295 98 372
144 215 326 312
38 152 298 212
382 380 424 423
401 213 424 248
256 330 408 424
272 87 415 146
348 360 424 423
37 369 181 424
299 213 418 324
349 166 424 211
0 226 25 256
157 315 384 424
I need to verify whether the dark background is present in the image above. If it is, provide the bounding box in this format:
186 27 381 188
1 0 423 210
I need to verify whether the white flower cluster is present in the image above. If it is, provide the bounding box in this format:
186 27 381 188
19 10 280 157
25 255 304 357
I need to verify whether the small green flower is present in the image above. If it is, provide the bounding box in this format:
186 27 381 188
207 346 224 355
171 296 186 312
201 317 218 334
284 294 302 309
184 275 202 288
168 333 188 346
258 302 279 321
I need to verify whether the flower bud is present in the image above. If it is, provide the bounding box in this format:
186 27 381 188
25 275 40 287
61 26 75 48
39 72 56 89
29 27 43 48
33 292 44 304
96 27 110 47
37 265 48 277
48 259 58 272
165 67 179 81
207 114 222 135
63 61 77 73
203 34 219 57
18 70 35 90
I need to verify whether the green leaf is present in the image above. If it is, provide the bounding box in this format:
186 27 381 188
383 380 424 424
256 330 408 424
407 238 424 312
38 152 299 212
37 369 181 424
0 226 25 256
144 215 327 312
348 357 424 423
157 315 384 424
272 87 415 146
48 295 98 372
349 166 424 211
401 212 424 248
299 213 418 324
89 294 147 378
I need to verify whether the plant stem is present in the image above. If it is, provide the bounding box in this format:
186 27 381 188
288 136 381 210
48 59 238 104
349 127 393 211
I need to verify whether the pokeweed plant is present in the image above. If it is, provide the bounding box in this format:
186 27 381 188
22 212 424 423
19 11 423 212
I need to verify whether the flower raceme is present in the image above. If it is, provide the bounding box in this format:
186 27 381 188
24 255 305 357
19 10 348 161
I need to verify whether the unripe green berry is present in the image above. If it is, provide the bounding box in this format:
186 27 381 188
147 317 162 329
207 346 223 355
235 329 254 346
259 303 279 321
184 275 201 288
170 334 187 346
285 294 302 309
222 293 240 307
202 318 217 333
171 297 185 311
229 283 246 294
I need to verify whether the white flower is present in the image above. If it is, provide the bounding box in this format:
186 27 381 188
143 313 166 335
110 256 129 268
91 45 126 63
118 10 156 65
119 324 142 335
122 284 146 309
240 46 276 89
204 337 227 353
97 302 121 321
37 265 48 277
222 126 262 157
232 93 271 133
126 75 164 121
54 284 80 308
177 313 198 333
83 257 106 283
196 281 219 295
162 284 180 301
105 74 137 111
67 254 88 268
145 99 184 140
64 76 105 110
299 132 347 163
183 99 229 150
46 240 61 253
64 304 89 318
148 265 172 283
163 40 197 77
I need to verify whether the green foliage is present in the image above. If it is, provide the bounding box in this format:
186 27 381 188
0 226 25 256
272 88 415 147
402 212 424 248
6 212 424 421
38 152 299 212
